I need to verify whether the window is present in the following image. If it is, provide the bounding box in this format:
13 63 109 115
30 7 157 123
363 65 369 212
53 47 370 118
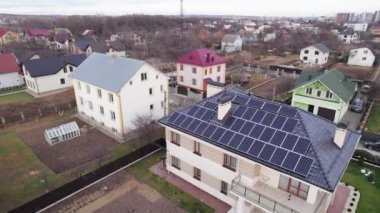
141 73 147 81
316 90 321 97
209 68 212 74
156 75 159 79
306 88 312 95
204 70 207 75
69 66 74 72
217 66 221 72
192 79 196 85
86 84 90 94
60 78 65 84
180 64 183 71
217 76 221 82
160 85 163 92
110 111 116 120
364 50 368 54
97 89 102 98
88 101 93 110
278 175 309 200
109 93 114 103
171 156 180 169
99 106 104 115
63 66 68 73
180 76 184 82
130 81 133 85
112 128 117 133
171 131 180 146
193 167 201 180
77 82 81 90
362 57 367 61
314 51 319 55
223 154 237 171
303 56 308 61
192 67 196 74
326 91 333 98
194 141 201 155
161 101 164 108
304 50 309 54
149 88 153 95
221 181 228 195
79 97 84 105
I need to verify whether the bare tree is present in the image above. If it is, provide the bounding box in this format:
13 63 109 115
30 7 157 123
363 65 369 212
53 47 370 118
130 114 158 148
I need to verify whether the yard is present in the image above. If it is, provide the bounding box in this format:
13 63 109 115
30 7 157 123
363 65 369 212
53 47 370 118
364 105 380 134
126 149 214 213
0 130 63 211
0 92 33 105
342 161 380 213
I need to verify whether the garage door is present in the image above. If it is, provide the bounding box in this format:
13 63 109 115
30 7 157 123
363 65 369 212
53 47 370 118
317 107 335 121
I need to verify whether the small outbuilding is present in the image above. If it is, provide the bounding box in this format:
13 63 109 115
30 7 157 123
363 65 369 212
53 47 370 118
44 121 80 145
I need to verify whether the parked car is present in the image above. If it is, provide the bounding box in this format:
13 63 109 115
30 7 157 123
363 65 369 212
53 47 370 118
361 84 371 94
351 98 365 113
364 141 380 151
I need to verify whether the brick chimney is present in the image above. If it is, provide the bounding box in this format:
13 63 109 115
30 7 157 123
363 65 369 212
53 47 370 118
218 95 232 121
334 122 347 149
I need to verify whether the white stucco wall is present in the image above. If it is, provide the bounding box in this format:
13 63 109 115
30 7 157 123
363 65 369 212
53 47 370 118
338 34 359 44
343 23 368 32
299 46 329 65
347 48 375 67
222 37 243 53
0 72 24 89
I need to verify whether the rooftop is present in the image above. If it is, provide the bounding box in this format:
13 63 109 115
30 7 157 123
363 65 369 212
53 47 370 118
222 34 240 43
310 43 331 53
177 48 226 67
159 87 360 192
0 53 19 74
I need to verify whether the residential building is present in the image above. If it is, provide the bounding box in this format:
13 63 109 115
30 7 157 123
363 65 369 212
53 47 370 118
90 40 126 57
338 29 359 44
221 34 243 53
0 53 24 89
335 13 350 25
176 49 226 96
51 33 72 50
347 47 375 67
291 69 356 123
343 23 368 32
263 33 276 42
299 43 330 65
374 11 380 22
159 87 360 213
70 53 168 138
0 28 19 45
370 24 380 36
23 54 86 94
110 31 145 46
71 39 97 55
24 28 52 45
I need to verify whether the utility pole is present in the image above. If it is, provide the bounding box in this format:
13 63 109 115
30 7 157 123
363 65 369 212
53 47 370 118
180 0 184 39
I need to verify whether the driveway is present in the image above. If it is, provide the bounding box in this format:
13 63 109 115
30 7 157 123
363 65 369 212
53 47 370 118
341 109 363 131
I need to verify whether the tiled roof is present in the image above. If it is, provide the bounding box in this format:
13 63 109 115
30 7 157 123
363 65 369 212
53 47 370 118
311 43 331 53
177 48 226 67
23 54 86 77
0 28 9 37
0 53 19 74
159 87 360 192
69 53 145 93
295 69 356 103
222 34 240 43
26 28 51 37
75 39 97 51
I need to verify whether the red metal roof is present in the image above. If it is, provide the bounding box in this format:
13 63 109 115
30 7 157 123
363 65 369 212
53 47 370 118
0 53 20 74
177 48 226 67
26 28 51 37
0 28 9 37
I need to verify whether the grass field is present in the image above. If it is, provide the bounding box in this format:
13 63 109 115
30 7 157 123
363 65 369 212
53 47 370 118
126 149 214 213
0 92 33 105
0 87 26 95
0 130 63 211
365 105 380 134
342 161 380 213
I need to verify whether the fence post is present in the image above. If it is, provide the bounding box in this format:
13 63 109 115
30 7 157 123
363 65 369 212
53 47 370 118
1 117 5 127
20 112 25 122
38 107 42 116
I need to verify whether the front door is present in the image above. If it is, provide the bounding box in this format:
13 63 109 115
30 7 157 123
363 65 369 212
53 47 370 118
308 105 314 113
315 58 319 64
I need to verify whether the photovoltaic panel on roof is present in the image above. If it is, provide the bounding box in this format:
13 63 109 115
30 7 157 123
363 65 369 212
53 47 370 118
247 99 264 108
204 101 218 110
219 130 235 145
282 118 298 132
210 127 226 142
282 152 300 170
248 140 265 157
234 106 247 117
259 144 276 161
270 148 288 166
259 127 276 142
233 95 249 105
188 119 201 132
188 106 199 116
194 107 207 119
239 122 255 135
237 137 254 152
295 156 314 176
242 108 257 120
261 113 276 126
228 133 245 148
262 102 280 113
271 115 286 129
195 122 208 135
249 124 265 138
278 106 298 117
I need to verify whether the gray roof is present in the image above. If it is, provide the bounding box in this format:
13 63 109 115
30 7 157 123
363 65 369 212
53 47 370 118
159 87 360 192
70 53 145 93
222 34 240 43
311 43 331 53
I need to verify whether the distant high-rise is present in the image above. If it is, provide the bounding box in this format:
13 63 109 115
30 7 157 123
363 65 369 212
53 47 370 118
357 12 373 23
336 13 350 25
374 11 380 22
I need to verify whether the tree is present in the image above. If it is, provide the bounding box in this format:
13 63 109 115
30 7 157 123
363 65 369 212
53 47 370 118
129 114 158 148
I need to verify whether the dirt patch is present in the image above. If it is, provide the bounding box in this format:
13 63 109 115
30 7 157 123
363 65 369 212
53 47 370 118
17 117 119 175
332 63 374 80
252 77 296 100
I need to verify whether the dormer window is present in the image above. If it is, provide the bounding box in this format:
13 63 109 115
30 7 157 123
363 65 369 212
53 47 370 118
306 88 312 95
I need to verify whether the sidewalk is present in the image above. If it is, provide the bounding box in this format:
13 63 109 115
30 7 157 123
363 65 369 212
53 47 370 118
150 163 231 213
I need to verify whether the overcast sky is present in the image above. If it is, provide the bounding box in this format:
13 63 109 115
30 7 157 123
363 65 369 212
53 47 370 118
0 0 379 17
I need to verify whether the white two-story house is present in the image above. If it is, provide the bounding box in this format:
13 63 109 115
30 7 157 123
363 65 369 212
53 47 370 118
299 43 330 65
23 54 86 94
347 47 375 67
159 87 360 213
221 34 243 53
338 29 359 44
70 53 168 138
176 48 226 96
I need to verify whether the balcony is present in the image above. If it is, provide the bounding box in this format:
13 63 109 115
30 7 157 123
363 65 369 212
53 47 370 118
230 176 328 213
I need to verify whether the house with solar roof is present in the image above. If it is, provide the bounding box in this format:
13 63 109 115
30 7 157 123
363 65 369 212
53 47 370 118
176 48 226 96
291 69 356 123
159 86 360 213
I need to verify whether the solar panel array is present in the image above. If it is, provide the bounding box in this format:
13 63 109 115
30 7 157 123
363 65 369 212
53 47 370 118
167 93 314 177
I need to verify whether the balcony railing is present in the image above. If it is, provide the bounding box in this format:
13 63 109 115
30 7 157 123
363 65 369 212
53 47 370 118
231 176 300 213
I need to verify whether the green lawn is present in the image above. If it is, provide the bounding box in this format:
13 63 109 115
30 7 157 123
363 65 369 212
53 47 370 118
342 161 380 213
0 92 33 105
0 87 26 95
0 130 63 211
126 149 214 213
365 105 380 133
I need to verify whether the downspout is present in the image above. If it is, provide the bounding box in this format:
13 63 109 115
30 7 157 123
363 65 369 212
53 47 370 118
116 93 125 138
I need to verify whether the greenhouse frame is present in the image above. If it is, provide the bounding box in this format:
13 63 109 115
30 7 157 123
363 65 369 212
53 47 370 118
44 121 80 145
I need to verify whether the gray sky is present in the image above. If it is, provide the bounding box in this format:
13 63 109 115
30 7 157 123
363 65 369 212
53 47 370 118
0 0 379 17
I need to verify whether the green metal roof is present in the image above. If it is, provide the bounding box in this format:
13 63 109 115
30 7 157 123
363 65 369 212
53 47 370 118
295 69 356 103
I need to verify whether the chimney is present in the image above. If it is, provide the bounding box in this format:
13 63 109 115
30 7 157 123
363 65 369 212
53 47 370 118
217 95 232 121
206 53 210 62
334 122 347 149
211 56 214 62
